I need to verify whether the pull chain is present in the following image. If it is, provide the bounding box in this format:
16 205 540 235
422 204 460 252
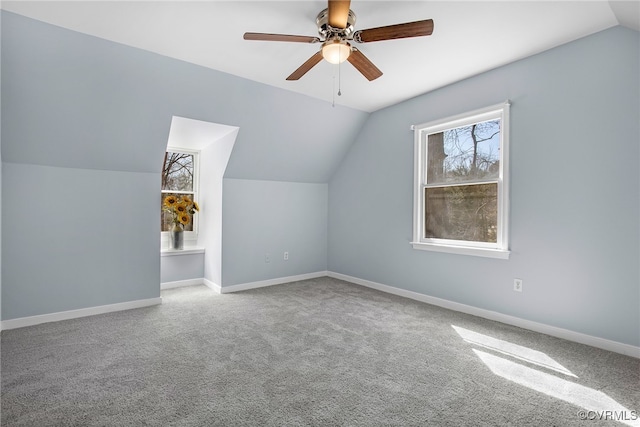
332 49 346 106
332 75 336 107
338 49 343 97
338 61 342 96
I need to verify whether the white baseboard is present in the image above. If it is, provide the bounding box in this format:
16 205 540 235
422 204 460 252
221 271 328 294
328 271 640 359
203 278 221 294
161 278 204 290
0 297 162 331
161 278 220 293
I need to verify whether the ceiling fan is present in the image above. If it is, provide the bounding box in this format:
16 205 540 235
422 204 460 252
243 0 434 81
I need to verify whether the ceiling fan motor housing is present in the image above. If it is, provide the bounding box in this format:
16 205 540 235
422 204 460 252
316 8 357 39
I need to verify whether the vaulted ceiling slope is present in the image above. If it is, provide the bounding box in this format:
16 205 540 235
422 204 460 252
1 11 369 183
1 1 637 112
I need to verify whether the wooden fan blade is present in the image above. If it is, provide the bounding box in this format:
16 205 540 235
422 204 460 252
244 32 320 43
353 19 434 43
286 51 324 80
328 0 351 29
347 48 382 81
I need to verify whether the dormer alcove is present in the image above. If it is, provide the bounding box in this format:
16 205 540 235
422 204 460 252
160 116 238 292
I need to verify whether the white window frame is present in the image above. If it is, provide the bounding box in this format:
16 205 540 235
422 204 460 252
411 102 510 259
161 147 200 246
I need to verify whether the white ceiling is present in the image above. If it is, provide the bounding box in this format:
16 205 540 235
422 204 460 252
2 1 637 112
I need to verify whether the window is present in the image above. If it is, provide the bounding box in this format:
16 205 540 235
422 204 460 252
161 149 199 236
412 102 510 258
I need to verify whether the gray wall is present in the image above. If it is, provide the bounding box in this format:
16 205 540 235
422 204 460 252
1 11 365 320
222 179 328 286
2 163 159 318
328 26 640 347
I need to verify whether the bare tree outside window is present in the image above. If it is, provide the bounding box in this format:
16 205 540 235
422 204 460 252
162 152 193 192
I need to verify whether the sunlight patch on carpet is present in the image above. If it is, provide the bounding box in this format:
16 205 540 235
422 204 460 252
473 350 639 427
452 325 576 377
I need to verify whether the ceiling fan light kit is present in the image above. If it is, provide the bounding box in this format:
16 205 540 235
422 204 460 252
243 0 434 81
322 39 351 64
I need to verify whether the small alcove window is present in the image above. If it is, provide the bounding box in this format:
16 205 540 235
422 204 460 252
161 148 199 236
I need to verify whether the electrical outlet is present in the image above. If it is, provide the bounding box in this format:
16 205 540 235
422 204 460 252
284 251 289 261
514 278 523 292
265 253 271 263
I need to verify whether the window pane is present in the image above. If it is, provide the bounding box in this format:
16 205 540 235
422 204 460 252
425 183 497 243
162 152 194 191
427 119 500 185
161 193 195 232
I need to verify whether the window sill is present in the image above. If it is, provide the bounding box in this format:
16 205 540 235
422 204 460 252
161 247 205 257
411 242 510 259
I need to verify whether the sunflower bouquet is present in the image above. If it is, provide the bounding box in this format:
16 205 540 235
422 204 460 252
163 194 200 229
